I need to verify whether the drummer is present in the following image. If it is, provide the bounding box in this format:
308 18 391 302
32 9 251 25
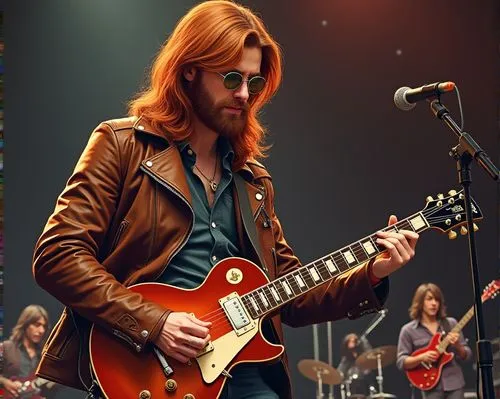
338 333 376 396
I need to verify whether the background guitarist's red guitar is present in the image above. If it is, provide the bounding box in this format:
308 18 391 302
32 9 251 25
406 279 500 391
0 375 55 398
89 189 483 399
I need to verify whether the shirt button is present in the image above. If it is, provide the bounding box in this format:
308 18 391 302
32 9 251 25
255 193 263 201
212 255 217 262
187 149 193 155
146 161 153 167
141 330 149 338
211 222 217 228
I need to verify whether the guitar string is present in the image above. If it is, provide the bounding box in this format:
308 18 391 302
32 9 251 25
196 205 465 327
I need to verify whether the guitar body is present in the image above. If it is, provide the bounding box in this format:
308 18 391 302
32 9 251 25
90 257 284 399
406 333 454 391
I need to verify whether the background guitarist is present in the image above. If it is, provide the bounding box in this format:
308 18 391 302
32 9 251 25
31 1 420 398
396 283 472 399
0 304 56 398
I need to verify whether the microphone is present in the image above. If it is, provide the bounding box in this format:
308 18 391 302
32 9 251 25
394 81 455 111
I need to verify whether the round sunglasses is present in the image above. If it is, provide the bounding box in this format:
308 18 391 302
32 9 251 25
218 71 266 95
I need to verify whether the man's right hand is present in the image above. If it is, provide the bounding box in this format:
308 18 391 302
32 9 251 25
154 312 212 363
420 350 439 363
2 378 23 398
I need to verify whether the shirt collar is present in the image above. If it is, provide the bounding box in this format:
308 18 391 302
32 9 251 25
176 137 235 171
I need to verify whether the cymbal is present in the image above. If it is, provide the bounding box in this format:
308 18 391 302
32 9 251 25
355 345 397 370
297 359 342 385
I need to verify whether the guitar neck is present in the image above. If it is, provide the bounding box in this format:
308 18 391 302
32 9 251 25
241 211 430 320
437 306 475 352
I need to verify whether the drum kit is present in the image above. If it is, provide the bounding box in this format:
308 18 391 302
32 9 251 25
298 345 398 399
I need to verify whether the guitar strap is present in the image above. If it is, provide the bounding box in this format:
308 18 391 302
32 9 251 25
234 173 268 276
440 317 452 334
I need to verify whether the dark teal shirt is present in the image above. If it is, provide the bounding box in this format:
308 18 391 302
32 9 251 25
156 138 240 288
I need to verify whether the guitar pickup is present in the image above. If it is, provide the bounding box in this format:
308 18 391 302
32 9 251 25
219 292 256 337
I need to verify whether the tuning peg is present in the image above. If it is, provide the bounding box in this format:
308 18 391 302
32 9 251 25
448 230 457 240
426 196 434 203
437 193 444 199
473 223 479 232
448 189 457 196
460 226 468 235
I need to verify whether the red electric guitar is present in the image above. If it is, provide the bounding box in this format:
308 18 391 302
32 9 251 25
0 375 55 398
406 279 500 391
89 189 483 399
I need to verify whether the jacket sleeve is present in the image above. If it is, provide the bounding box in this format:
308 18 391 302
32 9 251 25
261 178 388 327
32 123 169 353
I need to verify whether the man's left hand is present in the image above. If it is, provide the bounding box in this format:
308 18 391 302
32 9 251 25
371 215 419 279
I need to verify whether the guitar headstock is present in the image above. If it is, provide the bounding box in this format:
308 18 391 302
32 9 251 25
482 279 500 302
422 189 483 239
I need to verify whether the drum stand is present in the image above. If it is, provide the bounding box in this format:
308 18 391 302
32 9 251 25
315 369 325 399
375 352 385 396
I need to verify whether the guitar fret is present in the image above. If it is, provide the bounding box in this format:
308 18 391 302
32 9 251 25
270 285 281 302
299 267 315 288
342 248 357 265
308 265 322 283
281 279 292 297
259 291 269 308
294 273 306 289
409 213 427 231
333 253 349 272
324 258 338 275
263 286 278 308
351 242 369 262
286 274 301 296
252 292 266 314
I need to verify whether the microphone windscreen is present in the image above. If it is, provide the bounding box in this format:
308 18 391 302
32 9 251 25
394 86 416 111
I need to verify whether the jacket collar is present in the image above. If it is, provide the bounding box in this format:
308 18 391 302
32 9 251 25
136 115 270 206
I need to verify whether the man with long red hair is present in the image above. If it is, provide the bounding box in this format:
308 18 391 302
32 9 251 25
33 1 419 398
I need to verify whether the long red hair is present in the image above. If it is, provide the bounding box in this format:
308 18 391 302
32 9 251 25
129 0 283 169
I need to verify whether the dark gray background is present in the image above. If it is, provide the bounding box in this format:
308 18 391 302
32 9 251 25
5 1 499 398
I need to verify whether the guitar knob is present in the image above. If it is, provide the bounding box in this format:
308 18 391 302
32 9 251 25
473 223 479 232
426 196 434 203
437 193 444 199
448 230 457 240
139 390 151 399
460 226 468 235
448 189 457 196
165 379 177 392
184 395 195 399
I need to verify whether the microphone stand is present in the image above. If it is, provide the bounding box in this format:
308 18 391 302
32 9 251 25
429 99 499 399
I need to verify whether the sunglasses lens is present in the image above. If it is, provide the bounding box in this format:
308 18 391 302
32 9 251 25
248 76 266 94
223 72 243 90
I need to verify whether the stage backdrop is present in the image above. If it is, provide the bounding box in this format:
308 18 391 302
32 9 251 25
5 1 499 398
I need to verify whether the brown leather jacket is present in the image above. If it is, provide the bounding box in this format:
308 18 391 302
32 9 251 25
32 116 387 398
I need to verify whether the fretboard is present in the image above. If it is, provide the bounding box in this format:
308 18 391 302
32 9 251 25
437 306 475 353
240 211 430 320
